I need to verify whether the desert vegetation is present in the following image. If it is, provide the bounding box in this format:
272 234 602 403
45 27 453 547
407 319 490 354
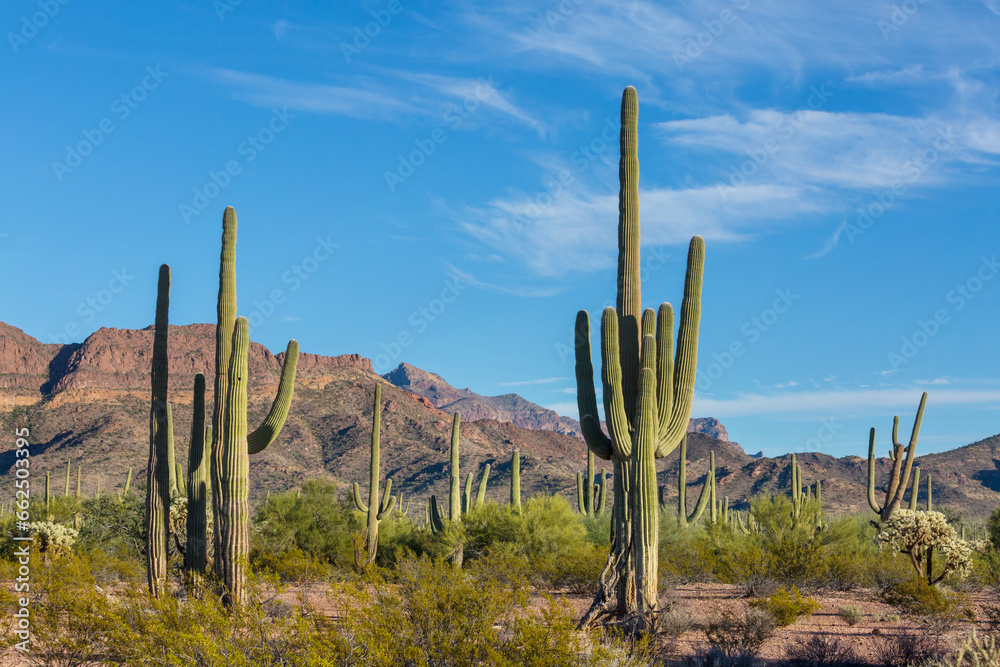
4 86 1000 666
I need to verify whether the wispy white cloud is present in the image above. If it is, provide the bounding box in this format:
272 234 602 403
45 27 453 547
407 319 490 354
805 220 848 259
444 263 565 297
694 387 1000 418
453 181 820 276
846 65 927 85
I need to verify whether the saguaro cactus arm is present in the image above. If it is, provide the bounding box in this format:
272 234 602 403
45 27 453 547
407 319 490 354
868 392 928 521
247 340 300 455
510 449 521 512
474 464 491 509
186 373 208 578
574 311 613 460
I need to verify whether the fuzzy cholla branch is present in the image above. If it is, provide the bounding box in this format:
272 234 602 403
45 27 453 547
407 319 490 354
27 521 79 558
877 509 973 584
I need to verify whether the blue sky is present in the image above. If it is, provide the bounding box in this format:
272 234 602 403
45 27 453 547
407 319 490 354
2 1 999 458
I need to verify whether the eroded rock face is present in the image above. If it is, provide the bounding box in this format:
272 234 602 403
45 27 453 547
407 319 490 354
0 323 371 399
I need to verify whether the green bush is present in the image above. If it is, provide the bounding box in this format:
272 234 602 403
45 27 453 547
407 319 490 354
77 493 146 558
883 576 975 632
838 603 863 626
250 480 361 569
750 585 819 626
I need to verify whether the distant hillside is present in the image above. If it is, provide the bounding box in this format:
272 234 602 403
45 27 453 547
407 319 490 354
1 322 998 520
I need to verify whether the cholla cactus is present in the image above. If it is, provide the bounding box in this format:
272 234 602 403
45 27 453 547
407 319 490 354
877 509 973 584
169 496 188 538
28 521 79 558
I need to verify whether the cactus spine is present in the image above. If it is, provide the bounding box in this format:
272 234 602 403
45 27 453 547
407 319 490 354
676 435 712 528
186 373 209 581
209 207 300 607
353 384 396 565
867 392 927 523
576 87 705 625
145 264 171 597
510 449 521 513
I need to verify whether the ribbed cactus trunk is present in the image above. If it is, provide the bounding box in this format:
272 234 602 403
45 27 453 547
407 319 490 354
578 450 597 516
64 459 71 497
353 384 396 565
186 373 208 583
145 264 171 598
474 464 491 509
208 207 300 607
219 317 250 606
449 412 461 521
510 449 521 513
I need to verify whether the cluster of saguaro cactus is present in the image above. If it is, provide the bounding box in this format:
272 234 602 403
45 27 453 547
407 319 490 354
353 384 396 565
790 454 823 529
867 392 928 524
576 86 705 626
143 207 299 606
577 450 607 517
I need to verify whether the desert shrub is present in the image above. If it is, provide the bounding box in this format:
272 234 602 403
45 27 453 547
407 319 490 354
656 608 697 639
872 629 945 667
583 510 613 547
462 494 599 589
251 544 331 584
704 606 776 662
988 506 1000 551
750 585 818 626
883 577 974 633
659 532 716 584
865 552 916 594
838 603 864 626
77 492 146 558
250 479 360 569
786 634 860 666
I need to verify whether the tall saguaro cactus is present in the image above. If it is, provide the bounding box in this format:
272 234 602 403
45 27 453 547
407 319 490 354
577 450 607 517
510 449 522 513
867 392 928 523
145 264 171 597
353 384 396 565
449 412 462 521
209 207 300 607
186 373 209 581
577 87 705 626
